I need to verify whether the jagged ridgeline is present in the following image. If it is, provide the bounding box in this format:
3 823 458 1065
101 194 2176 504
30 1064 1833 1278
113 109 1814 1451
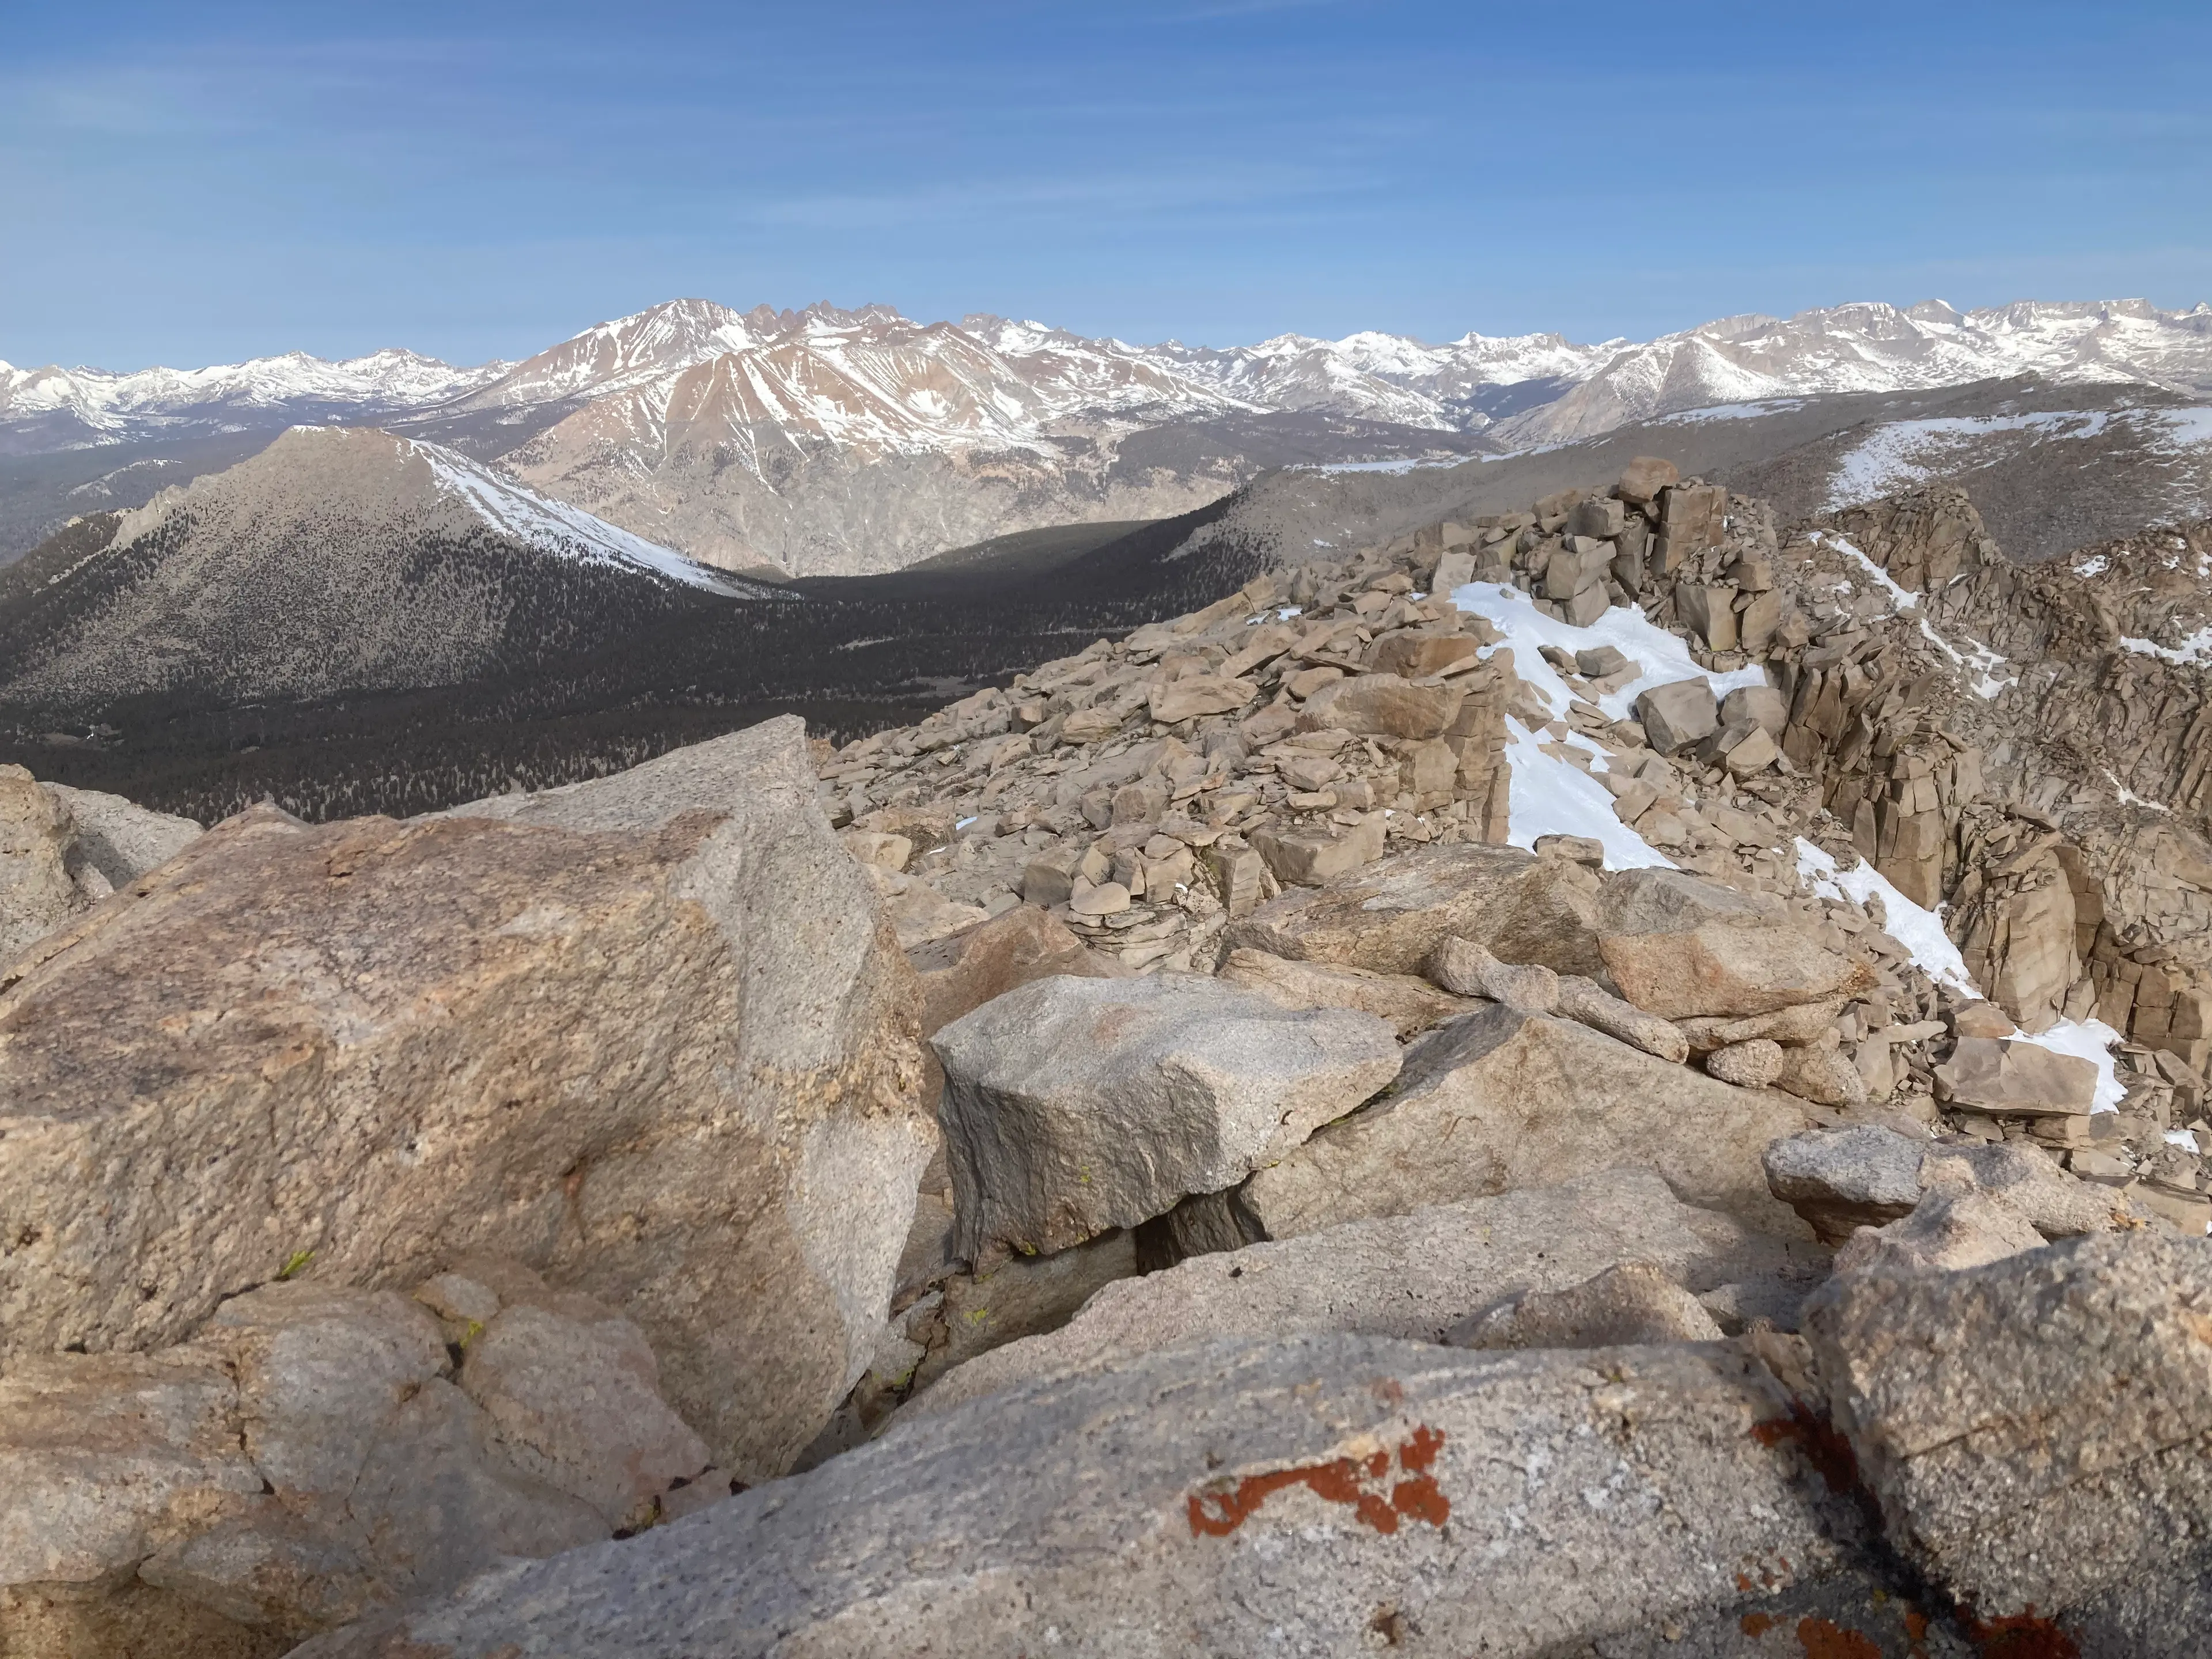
0 428 1270 823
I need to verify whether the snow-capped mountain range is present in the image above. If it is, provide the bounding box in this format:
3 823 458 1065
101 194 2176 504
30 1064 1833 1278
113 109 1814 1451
0 350 510 450
5 296 2208 575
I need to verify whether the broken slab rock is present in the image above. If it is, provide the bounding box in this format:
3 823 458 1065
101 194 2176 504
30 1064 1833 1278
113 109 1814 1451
1766 1124 2153 1247
910 1166 1812 1417
932 972 1400 1261
1934 1035 2100 1117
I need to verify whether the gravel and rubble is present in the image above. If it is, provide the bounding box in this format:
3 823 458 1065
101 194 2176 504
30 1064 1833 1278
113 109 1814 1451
815 463 2212 1240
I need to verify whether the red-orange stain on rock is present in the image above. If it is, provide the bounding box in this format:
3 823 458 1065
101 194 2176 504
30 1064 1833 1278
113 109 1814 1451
1751 1402 1862 1495
1390 1473 1449 1527
1795 1616 1881 1659
1397 1425 1444 1471
1740 1611 1775 1636
1186 1426 1450 1539
1965 1609 2080 1659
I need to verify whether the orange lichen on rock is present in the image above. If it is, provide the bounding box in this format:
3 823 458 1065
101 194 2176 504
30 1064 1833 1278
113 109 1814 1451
1794 1616 1881 1659
1187 1425 1449 1537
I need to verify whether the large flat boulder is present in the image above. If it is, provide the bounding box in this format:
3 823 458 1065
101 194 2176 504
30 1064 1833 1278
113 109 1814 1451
1596 867 1874 1019
1241 1005 1812 1240
0 718 936 1482
933 974 1399 1259
1224 842 1604 977
910 1166 1817 1416
293 1334 1870 1659
1806 1231 2212 1622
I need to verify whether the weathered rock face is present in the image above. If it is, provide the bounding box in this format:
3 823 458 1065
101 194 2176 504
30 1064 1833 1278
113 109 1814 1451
931 974 1400 1259
0 1268 712 1658
41 781 203 889
1219 946 1476 1037
910 1167 1810 1415
1241 1005 1810 1240
1225 841 1603 977
292 1334 1872 1659
1448 1260 1724 1351
0 766 82 961
1828 1185 2048 1276
0 718 935 1482
1807 1232 2212 1622
1596 867 1874 1019
906 904 1118 1037
1298 672 1463 739
1951 840 2082 1033
903 1229 1139 1400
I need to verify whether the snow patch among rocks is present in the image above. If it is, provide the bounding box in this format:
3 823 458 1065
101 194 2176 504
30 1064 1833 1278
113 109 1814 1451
1450 579 1767 722
1500 717 1670 870
1795 838 1975 997
1795 836 2126 1111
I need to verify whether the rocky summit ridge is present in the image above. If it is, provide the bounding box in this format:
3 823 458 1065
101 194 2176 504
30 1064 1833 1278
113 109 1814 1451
7 463 2212 1654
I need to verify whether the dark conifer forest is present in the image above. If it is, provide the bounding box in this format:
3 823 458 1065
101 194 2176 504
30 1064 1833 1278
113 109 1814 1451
0 495 1268 824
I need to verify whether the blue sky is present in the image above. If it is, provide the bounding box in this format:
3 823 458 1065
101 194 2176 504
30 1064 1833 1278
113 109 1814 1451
3 0 2207 370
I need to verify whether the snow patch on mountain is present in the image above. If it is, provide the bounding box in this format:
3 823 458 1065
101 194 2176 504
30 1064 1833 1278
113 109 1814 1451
1825 411 2116 508
391 433 764 595
1445 578 1772 871
1134 326 1618 431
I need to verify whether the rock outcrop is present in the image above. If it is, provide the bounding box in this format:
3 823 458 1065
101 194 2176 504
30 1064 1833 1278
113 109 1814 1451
0 718 934 1482
0 1264 717 1657
1808 1231 2212 1623
291 1334 1877 1659
908 1166 1813 1415
21 461 2212 1657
